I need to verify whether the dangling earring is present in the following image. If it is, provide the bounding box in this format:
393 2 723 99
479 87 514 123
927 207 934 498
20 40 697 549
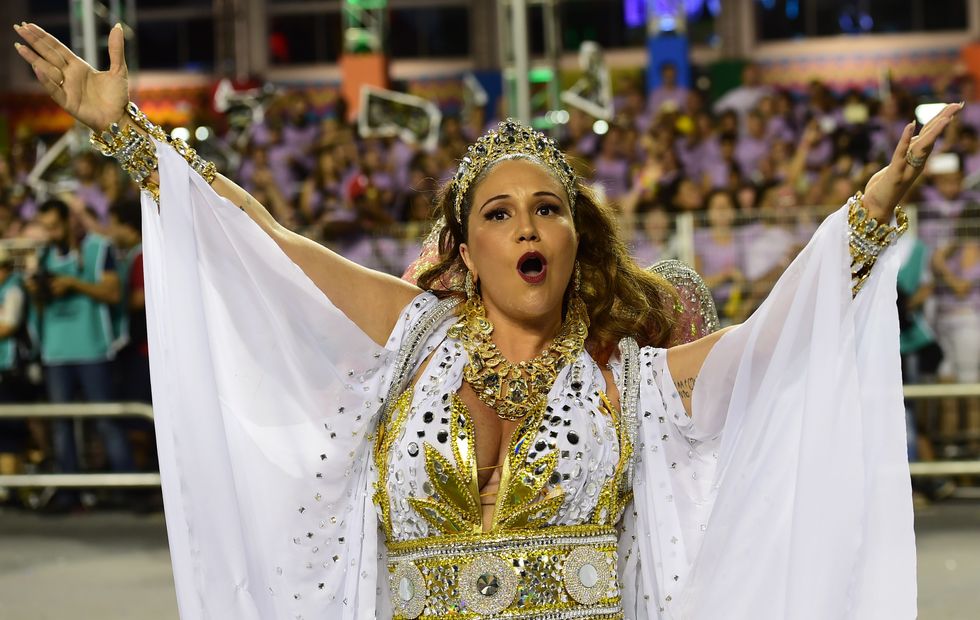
573 261 581 296
465 271 477 300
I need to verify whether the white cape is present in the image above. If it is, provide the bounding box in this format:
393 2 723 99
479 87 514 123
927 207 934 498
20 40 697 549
143 141 914 619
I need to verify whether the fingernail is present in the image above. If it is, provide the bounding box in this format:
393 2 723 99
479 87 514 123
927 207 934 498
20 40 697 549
114 22 122 30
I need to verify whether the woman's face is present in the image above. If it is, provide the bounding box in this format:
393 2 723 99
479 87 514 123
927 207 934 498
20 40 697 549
460 159 578 327
707 192 736 228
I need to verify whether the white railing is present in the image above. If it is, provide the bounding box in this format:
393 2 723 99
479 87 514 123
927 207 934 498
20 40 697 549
1 386 979 487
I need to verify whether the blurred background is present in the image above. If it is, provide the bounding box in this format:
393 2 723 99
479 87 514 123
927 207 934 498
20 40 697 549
0 0 978 618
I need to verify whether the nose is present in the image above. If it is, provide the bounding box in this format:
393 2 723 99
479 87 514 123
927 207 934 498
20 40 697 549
516 211 540 243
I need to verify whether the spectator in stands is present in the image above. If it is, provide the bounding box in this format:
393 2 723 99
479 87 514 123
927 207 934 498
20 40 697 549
647 61 689 118
72 152 110 223
0 247 30 497
107 200 158 480
735 110 770 179
694 190 746 324
919 156 972 248
895 231 955 501
931 203 980 453
592 127 631 202
107 200 147 403
714 62 771 119
298 147 344 225
631 206 678 267
27 199 130 509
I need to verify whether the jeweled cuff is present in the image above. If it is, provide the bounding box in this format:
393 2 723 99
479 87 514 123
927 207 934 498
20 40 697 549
90 121 161 203
90 102 217 204
847 192 908 296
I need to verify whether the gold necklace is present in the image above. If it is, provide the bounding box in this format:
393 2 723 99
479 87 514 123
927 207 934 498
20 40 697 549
447 294 589 421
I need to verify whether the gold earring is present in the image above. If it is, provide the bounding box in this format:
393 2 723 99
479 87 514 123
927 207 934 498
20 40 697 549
573 261 581 295
465 271 476 300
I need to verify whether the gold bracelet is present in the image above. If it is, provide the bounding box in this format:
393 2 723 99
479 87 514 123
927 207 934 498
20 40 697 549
90 102 217 204
847 192 908 296
123 102 217 185
90 121 161 203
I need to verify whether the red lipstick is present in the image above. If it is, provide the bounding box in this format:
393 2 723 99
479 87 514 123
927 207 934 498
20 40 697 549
517 251 547 284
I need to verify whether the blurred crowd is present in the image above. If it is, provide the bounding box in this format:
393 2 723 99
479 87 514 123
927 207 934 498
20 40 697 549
0 62 979 509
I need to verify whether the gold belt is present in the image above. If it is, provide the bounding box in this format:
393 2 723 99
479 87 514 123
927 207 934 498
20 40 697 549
386 524 623 619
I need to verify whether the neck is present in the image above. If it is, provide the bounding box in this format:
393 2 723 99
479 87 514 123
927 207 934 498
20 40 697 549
483 300 563 364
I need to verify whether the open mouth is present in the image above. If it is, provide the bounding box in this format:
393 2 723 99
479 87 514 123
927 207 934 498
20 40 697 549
517 251 547 284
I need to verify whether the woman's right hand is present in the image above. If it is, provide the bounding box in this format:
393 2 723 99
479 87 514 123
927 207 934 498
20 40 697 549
13 22 129 131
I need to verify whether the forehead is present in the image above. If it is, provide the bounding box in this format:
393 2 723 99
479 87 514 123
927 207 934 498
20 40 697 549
470 158 567 202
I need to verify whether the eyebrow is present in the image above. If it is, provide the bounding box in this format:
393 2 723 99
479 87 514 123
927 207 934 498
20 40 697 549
480 191 564 212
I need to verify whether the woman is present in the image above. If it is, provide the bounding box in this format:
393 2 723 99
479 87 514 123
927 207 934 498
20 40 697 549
693 190 745 324
931 203 980 451
14 23 961 619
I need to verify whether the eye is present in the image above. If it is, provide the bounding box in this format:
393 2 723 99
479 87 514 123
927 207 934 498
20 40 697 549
536 203 560 216
485 208 509 221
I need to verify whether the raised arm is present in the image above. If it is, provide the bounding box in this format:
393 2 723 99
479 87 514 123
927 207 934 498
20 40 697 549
13 22 420 346
666 101 964 418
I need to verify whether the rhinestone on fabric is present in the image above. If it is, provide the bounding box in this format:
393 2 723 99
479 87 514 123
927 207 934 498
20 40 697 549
460 555 518 615
563 545 612 605
389 561 426 619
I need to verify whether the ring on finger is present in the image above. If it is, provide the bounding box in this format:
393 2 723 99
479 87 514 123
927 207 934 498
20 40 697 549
905 148 926 169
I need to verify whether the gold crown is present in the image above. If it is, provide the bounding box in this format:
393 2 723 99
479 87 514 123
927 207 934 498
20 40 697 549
451 119 578 224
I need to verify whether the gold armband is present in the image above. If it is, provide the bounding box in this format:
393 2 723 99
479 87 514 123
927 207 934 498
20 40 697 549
847 192 908 296
90 102 217 203
90 121 161 203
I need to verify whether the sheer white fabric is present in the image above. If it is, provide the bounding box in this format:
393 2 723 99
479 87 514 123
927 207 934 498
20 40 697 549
618 207 913 619
144 141 913 619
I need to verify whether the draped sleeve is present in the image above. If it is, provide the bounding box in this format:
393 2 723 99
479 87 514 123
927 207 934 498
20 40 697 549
620 204 914 619
141 141 435 620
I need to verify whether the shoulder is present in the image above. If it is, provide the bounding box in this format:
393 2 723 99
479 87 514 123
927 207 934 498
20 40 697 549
384 291 457 352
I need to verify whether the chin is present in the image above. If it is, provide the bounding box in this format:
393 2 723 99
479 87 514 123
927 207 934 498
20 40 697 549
499 284 567 322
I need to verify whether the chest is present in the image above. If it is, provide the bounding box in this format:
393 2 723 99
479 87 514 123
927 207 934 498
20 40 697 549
374 340 628 542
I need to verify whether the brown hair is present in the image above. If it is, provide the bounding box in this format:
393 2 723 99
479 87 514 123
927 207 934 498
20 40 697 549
416 174 678 361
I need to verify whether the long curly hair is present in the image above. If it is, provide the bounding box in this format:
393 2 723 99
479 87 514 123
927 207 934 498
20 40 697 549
416 171 678 361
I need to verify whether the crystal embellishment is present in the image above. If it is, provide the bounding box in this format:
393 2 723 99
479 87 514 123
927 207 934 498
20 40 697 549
389 561 426 619
460 555 517 615
563 545 611 605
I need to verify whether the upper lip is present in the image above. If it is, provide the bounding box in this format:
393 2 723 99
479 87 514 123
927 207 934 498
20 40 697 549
517 251 547 274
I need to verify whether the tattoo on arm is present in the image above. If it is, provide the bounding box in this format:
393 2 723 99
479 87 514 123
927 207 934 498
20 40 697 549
675 376 696 399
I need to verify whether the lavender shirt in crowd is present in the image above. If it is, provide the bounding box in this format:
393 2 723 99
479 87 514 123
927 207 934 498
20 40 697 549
74 183 110 222
735 136 769 178
647 86 689 116
592 157 630 200
694 228 742 306
742 223 797 281
936 246 980 315
917 186 977 249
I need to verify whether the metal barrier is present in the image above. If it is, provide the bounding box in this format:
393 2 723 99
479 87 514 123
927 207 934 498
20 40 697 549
0 402 160 488
0 386 978 487
903 383 980 478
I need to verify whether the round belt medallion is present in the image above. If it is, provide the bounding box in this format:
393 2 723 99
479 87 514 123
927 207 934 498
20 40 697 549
389 561 426 619
562 546 612 605
460 555 518 615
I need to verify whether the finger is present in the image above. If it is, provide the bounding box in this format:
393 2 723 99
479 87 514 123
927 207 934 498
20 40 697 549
14 42 65 88
107 23 128 76
918 102 962 139
912 114 953 153
31 62 68 108
890 121 916 171
19 22 74 69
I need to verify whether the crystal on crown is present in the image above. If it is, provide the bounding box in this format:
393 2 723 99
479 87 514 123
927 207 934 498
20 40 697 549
451 119 578 224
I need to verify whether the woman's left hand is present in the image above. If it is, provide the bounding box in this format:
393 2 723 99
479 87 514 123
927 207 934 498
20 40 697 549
863 102 964 219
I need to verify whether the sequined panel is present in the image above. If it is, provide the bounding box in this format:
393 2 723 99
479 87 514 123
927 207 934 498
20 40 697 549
387 525 623 619
649 259 721 346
